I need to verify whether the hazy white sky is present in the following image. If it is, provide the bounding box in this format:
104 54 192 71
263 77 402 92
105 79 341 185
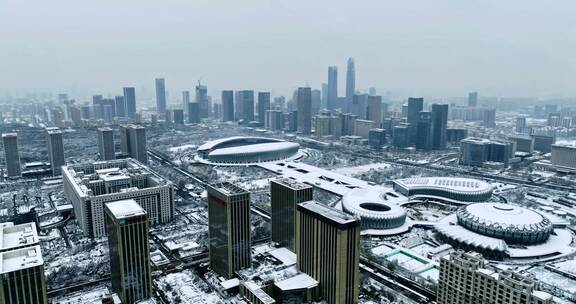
1 0 575 101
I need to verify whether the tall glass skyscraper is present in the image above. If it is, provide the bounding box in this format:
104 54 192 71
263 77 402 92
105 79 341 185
155 78 166 115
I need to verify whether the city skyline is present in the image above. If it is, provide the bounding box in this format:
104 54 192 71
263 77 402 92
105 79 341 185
1 1 576 98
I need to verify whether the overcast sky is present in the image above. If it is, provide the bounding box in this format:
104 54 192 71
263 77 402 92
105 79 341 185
1 0 575 101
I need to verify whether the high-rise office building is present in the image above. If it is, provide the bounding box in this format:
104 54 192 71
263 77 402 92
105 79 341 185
270 179 313 251
416 111 433 151
114 96 126 118
516 115 527 133
346 58 355 103
321 83 328 109
173 109 184 125
238 90 255 123
368 129 386 149
97 127 115 160
2 133 21 178
196 83 209 118
393 124 411 148
366 95 382 128
407 97 424 145
182 90 191 116
222 90 234 122
468 92 478 107
257 92 271 124
327 66 338 110
296 201 360 304
311 89 321 115
509 135 534 154
354 119 375 139
187 103 201 124
437 251 552 304
105 200 152 304
46 127 65 176
532 134 555 153
123 87 137 119
155 78 166 115
483 108 496 128
208 182 251 278
297 87 312 135
0 222 47 304
431 104 449 149
350 94 368 119
119 124 148 164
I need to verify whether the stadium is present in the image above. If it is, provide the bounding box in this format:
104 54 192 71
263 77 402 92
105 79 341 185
435 203 572 261
196 137 302 165
342 188 407 230
393 177 493 204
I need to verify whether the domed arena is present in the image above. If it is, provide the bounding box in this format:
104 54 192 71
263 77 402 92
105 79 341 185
196 136 301 165
342 189 407 230
457 203 553 245
435 202 572 261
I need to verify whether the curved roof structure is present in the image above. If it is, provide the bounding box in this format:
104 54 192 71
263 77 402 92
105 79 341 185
393 177 493 203
457 203 553 245
342 189 407 229
197 137 301 165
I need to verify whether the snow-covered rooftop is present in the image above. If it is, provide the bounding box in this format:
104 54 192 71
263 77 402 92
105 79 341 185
394 177 493 194
0 245 44 274
105 199 146 219
298 201 358 226
0 222 39 252
274 273 318 291
464 203 544 226
209 142 299 156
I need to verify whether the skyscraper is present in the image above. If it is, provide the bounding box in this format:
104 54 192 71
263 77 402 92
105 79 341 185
155 78 166 115
431 104 449 149
182 90 190 116
321 83 328 109
46 127 65 176
407 97 424 144
311 89 321 115
196 83 209 118
119 124 148 164
105 200 152 304
123 87 137 119
2 133 21 178
257 92 271 124
173 109 184 125
222 90 234 122
208 182 251 278
187 102 201 124
327 66 338 110
297 87 312 135
416 111 433 151
296 201 360 304
270 178 313 251
483 108 496 128
346 58 355 104
468 92 478 107
0 246 47 304
366 95 382 128
0 222 47 304
97 127 115 160
114 96 126 118
238 90 255 123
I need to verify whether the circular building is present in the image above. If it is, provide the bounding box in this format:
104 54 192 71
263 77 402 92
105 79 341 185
342 189 407 229
197 137 301 165
393 177 493 203
456 203 553 245
434 202 572 261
